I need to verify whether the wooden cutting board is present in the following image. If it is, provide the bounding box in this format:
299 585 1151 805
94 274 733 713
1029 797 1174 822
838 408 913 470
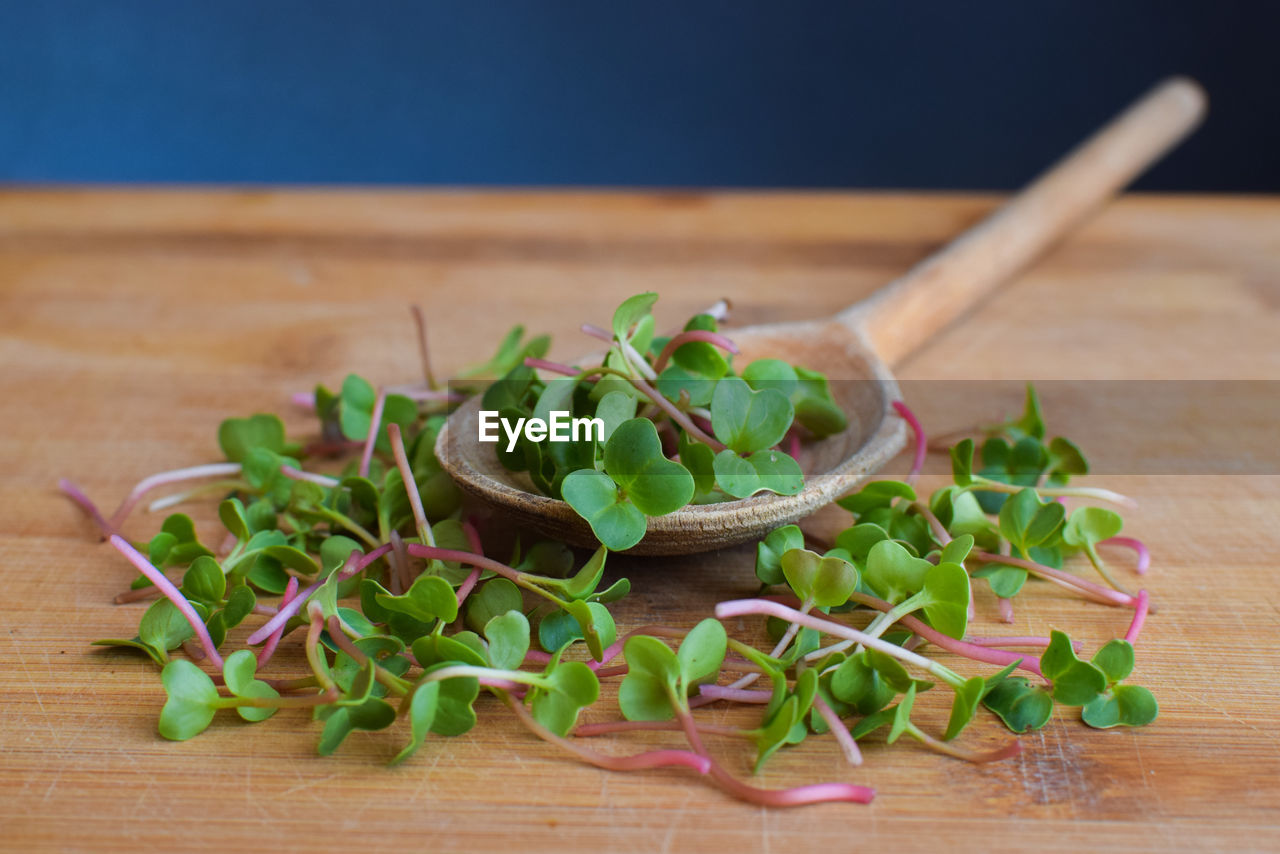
2 190 1278 852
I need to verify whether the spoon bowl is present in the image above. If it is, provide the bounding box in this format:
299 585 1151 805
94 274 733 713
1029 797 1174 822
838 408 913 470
437 78 1206 555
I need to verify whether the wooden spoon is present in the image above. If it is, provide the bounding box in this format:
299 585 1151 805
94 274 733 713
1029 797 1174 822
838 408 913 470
436 77 1206 555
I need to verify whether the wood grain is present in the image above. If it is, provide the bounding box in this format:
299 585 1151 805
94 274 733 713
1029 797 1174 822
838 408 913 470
1 189 1278 853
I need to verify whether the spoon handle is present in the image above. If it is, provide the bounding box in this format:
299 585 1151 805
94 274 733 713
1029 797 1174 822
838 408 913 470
844 76 1206 366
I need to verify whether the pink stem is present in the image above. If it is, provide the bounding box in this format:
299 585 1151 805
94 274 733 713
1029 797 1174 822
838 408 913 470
998 596 1015 624
651 330 740 374
258 576 299 667
58 478 118 538
786 430 801 460
504 694 711 775
389 530 412 594
580 323 613 344
246 546 388 645
387 424 430 543
357 390 386 479
813 694 862 766
1125 589 1150 644
965 636 1057 649
455 568 482 607
847 592 1042 678
291 391 316 410
107 463 243 528
892 400 926 484
973 551 1135 607
741 593 1041 677
278 467 341 488
525 357 581 376
523 650 554 665
108 535 223 668
675 707 873 806
1102 536 1151 575
630 374 725 450
410 303 437 390
395 388 465 402
697 685 771 703
461 518 484 555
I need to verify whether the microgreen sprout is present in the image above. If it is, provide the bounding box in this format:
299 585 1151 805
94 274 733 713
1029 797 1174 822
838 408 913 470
69 299 1158 809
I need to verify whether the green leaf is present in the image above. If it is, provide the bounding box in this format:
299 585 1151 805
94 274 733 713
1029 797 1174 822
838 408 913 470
1063 506 1124 551
562 599 616 662
612 292 659 342
863 539 933 604
982 671 1054 734
791 367 847 437
752 695 801 772
1011 384 1046 440
138 598 196 658
678 433 717 499
465 578 523 634
338 374 377 441
317 698 398 755
221 649 280 722
180 555 225 605
411 632 489 669
888 682 918 744
594 390 637 443
939 534 974 565
513 540 575 577
561 469 646 551
713 448 804 499
1040 630 1107 706
619 635 680 721
376 574 458 624
972 564 1028 598
865 648 930 694
836 480 916 515
950 438 975 487
484 610 531 670
833 523 890 566
219 497 251 542
755 525 804 586
943 676 985 741
218 413 294 463
779 549 859 608
676 619 727 691
390 681 440 765
1091 639 1136 684
1082 684 1158 728
741 358 799 395
917 561 971 639
603 418 695 515
998 488 1065 559
530 660 600 736
830 652 897 715
158 659 220 741
424 667 479 736
710 376 794 454
537 608 585 653
561 546 608 600
1047 436 1089 479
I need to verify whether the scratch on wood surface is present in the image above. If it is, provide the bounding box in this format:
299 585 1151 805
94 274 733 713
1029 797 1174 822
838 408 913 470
1015 729 1095 808
657 797 687 854
1167 684 1280 747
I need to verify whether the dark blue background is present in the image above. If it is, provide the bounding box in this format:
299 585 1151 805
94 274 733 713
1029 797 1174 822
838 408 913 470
1 1 1274 189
